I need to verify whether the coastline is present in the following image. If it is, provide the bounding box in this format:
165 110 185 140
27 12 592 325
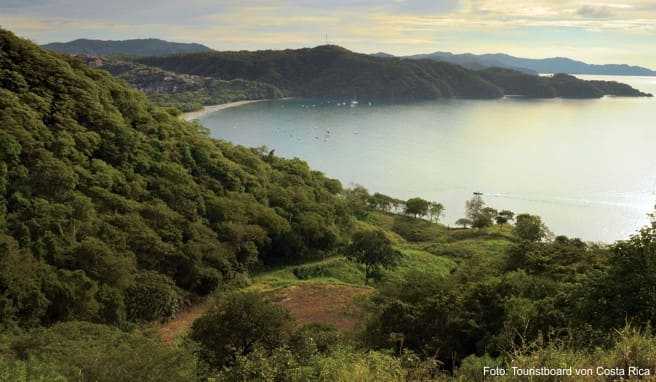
181 99 267 121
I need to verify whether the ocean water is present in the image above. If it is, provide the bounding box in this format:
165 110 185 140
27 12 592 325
199 75 656 242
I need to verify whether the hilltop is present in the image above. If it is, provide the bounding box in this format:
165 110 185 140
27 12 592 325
137 45 651 100
42 38 212 57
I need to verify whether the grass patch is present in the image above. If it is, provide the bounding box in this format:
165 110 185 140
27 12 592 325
249 257 366 292
364 212 449 243
422 238 512 259
353 219 405 244
292 258 366 285
379 247 457 286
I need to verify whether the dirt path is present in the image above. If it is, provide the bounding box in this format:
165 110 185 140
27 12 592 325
158 301 211 344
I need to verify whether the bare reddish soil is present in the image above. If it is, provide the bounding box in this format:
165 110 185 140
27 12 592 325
268 283 373 332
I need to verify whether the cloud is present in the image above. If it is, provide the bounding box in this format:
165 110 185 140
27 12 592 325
0 0 655 67
577 5 614 18
0 0 50 8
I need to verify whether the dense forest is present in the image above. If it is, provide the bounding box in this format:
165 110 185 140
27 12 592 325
1 28 353 328
478 68 651 98
4 28 656 381
138 45 652 100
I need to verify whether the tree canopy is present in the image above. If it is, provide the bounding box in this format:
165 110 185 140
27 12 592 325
0 28 352 328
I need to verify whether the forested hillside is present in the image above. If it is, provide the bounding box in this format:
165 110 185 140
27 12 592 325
138 45 651 100
139 45 504 100
4 28 656 381
0 28 349 328
479 68 651 98
42 38 212 57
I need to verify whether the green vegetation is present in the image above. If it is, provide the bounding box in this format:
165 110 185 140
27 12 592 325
345 230 402 284
42 38 212 57
0 28 350 330
4 27 656 381
0 321 197 382
77 56 285 112
138 45 504 101
190 292 292 369
138 45 651 100
479 69 652 98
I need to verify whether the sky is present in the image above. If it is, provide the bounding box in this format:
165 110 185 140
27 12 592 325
1 0 655 68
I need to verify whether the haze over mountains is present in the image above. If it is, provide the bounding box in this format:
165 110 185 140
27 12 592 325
42 38 212 57
42 38 655 77
402 51 656 76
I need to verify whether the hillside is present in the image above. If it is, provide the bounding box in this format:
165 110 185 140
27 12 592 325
479 68 652 98
406 51 656 76
137 45 651 100
78 55 285 111
139 45 505 100
0 28 351 329
42 38 212 57
5 27 656 381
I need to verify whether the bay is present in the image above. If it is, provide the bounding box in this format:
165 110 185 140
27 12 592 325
199 75 656 242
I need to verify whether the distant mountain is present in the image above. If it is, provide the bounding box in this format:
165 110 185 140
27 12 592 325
405 51 656 76
138 45 505 100
370 52 395 59
405 52 537 74
42 38 212 57
138 45 651 100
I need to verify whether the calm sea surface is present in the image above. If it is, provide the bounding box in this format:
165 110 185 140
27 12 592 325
199 75 656 242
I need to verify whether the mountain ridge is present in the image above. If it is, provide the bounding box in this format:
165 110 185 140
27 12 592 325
42 38 212 57
137 45 651 99
402 51 656 76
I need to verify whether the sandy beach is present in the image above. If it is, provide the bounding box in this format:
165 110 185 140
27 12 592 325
181 99 267 121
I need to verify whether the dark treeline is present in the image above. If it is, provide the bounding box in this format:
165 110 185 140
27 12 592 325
139 45 504 101
137 45 652 101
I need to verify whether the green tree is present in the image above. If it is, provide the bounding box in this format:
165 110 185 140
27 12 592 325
465 193 485 221
495 210 515 225
428 202 445 223
369 193 396 212
346 230 402 284
124 272 181 322
473 207 497 229
405 197 430 218
345 185 371 219
190 292 292 370
582 225 656 329
513 214 550 242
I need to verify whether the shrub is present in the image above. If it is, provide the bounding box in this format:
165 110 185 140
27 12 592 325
4 321 197 382
190 291 293 370
125 271 181 322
